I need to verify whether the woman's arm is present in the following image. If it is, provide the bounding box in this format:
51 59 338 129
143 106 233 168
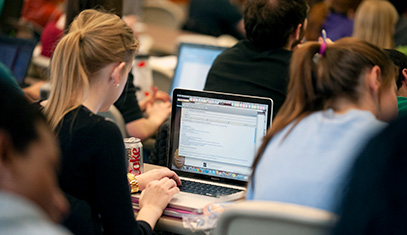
92 121 152 234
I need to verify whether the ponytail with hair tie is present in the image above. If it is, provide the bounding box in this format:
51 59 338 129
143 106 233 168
319 29 327 56
44 9 138 131
73 30 85 42
251 37 396 176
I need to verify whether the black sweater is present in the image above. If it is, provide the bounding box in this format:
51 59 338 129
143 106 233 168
56 106 152 234
205 40 292 118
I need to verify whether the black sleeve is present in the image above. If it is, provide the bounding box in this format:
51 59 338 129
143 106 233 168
114 72 144 124
92 120 153 235
333 117 407 234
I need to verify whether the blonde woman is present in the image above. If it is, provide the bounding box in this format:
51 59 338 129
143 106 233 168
41 9 180 234
353 0 398 49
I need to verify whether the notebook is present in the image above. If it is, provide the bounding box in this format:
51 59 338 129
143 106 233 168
169 43 226 95
133 88 272 213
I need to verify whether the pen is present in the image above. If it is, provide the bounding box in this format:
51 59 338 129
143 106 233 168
321 29 327 43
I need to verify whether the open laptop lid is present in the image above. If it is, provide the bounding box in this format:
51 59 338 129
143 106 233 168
169 43 226 95
169 88 273 187
0 35 36 85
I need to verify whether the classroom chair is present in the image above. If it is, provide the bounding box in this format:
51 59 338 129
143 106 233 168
142 0 185 29
213 201 337 235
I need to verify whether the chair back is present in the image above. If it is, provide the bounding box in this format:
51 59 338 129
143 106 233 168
213 201 337 235
142 0 185 29
99 105 128 138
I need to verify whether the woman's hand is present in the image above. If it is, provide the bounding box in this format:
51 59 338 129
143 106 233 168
135 168 181 191
136 177 180 228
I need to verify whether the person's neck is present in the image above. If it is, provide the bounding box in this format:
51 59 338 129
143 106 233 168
397 87 407 98
283 41 293 51
284 36 298 51
329 96 376 115
82 84 109 114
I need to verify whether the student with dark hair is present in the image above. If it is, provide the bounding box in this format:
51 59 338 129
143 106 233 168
333 115 407 234
246 38 398 213
384 49 407 116
0 81 69 234
204 0 308 117
183 0 245 40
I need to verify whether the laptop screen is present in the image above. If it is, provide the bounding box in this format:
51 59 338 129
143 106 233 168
169 43 226 95
169 89 273 186
0 36 36 85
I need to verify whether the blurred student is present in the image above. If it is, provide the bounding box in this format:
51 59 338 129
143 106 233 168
41 10 180 234
204 0 308 117
247 38 398 213
305 0 361 41
353 0 398 49
0 81 69 234
41 0 122 58
21 0 64 28
385 49 407 116
183 0 245 39
389 0 407 47
334 115 407 234
0 62 45 101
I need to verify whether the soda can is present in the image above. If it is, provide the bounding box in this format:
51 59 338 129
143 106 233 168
124 137 144 175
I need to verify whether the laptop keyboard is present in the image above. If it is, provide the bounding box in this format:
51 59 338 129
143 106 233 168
180 179 242 198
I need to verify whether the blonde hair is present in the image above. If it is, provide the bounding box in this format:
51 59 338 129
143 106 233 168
44 9 138 130
252 37 395 175
353 0 398 49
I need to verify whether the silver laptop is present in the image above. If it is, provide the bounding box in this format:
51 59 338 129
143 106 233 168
158 88 272 213
169 43 226 96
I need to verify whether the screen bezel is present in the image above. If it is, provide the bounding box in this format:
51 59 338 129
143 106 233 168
169 42 227 94
168 88 273 187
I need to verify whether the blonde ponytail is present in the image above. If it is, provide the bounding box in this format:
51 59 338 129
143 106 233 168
44 9 138 131
45 31 90 130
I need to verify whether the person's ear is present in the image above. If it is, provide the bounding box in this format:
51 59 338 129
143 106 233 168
294 23 302 41
110 62 126 87
402 68 407 83
366 65 381 95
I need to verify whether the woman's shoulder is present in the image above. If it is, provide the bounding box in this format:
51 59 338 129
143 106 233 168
61 106 122 137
